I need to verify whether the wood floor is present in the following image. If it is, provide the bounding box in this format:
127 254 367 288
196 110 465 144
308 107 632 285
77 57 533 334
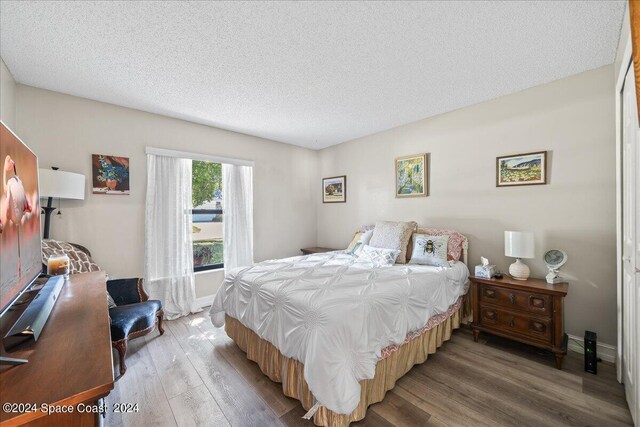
105 310 633 427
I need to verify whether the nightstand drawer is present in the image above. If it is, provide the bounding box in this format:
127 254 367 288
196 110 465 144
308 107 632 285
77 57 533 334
479 284 551 315
479 306 552 344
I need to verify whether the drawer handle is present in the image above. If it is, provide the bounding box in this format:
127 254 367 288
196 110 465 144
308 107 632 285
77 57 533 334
509 317 515 327
509 293 516 304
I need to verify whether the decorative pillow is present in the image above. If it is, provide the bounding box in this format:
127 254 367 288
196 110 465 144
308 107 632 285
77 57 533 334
408 234 449 267
41 239 101 274
407 228 466 262
368 221 417 264
346 230 373 255
356 245 400 267
107 293 117 308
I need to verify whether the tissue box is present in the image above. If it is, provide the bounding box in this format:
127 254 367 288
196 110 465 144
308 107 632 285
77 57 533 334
475 264 497 279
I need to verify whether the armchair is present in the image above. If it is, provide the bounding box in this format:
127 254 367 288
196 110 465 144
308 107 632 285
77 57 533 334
107 278 164 374
41 239 164 375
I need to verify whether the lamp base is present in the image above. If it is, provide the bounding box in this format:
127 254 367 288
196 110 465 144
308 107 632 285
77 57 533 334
509 258 530 281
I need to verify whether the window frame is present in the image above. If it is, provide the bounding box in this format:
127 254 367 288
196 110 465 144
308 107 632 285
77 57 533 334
191 209 224 272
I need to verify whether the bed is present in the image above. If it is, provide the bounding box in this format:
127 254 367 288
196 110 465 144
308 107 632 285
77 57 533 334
210 235 470 426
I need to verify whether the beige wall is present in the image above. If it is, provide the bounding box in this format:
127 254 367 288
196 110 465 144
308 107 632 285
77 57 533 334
316 65 617 345
0 58 16 129
15 85 318 298
10 61 618 344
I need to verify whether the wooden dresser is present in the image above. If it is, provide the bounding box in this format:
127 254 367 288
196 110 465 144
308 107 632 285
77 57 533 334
0 271 114 426
470 275 569 369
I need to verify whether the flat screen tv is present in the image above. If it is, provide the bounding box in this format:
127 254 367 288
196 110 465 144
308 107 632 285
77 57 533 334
0 121 41 317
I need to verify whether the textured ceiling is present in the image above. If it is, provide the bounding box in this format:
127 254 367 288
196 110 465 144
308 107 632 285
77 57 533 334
0 1 626 149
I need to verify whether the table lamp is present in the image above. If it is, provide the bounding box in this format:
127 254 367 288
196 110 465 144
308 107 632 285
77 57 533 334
39 167 85 239
504 231 535 280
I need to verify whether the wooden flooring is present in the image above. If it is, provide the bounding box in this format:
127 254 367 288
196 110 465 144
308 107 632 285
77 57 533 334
105 310 633 427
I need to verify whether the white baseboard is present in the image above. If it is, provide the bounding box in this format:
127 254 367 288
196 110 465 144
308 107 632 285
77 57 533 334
195 295 215 309
567 334 616 364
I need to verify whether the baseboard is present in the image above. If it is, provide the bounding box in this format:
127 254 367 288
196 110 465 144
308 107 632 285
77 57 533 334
195 295 215 309
567 334 616 364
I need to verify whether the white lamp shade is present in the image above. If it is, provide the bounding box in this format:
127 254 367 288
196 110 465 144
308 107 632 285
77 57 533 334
504 231 535 259
39 169 85 200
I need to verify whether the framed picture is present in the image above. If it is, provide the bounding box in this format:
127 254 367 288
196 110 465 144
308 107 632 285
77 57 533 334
322 175 346 203
496 151 547 187
92 154 130 194
395 153 427 198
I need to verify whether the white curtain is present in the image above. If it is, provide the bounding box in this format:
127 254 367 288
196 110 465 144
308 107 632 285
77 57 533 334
223 164 254 270
145 154 200 320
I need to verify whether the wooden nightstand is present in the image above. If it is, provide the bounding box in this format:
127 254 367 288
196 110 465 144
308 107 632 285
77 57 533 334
470 275 569 369
300 247 337 255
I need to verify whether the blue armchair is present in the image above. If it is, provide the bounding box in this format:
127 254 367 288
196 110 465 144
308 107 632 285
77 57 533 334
107 278 164 375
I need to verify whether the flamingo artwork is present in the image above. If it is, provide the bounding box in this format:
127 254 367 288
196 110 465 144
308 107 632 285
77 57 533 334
2 155 32 276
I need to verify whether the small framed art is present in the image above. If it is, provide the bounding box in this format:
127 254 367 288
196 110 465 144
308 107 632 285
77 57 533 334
322 175 346 203
395 153 427 198
92 154 130 194
496 151 547 187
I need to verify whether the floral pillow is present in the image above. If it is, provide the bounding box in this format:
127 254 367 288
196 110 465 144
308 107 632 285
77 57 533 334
355 245 400 267
408 234 449 267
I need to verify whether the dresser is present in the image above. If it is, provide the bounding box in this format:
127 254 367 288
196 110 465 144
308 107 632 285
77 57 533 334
470 275 569 369
0 272 114 426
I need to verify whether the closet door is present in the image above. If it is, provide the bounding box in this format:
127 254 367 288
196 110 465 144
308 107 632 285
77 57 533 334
622 62 639 425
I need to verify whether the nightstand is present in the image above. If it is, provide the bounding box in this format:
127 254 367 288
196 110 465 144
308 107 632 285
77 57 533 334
470 275 569 369
300 247 337 255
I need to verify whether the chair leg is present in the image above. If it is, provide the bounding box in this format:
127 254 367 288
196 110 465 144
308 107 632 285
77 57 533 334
113 340 128 375
157 310 165 335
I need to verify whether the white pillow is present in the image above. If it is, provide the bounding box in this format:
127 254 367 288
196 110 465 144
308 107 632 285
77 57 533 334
408 234 449 267
356 245 400 267
346 230 374 255
361 230 374 245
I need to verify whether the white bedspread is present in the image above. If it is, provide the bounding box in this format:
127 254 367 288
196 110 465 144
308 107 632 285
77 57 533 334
209 251 469 414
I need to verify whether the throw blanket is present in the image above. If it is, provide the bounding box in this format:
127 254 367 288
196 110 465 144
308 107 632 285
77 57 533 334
210 251 469 414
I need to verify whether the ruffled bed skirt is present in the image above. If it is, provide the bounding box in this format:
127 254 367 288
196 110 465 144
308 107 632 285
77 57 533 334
224 295 469 427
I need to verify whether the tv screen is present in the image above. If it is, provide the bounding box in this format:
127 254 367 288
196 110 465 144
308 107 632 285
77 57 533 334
0 122 41 315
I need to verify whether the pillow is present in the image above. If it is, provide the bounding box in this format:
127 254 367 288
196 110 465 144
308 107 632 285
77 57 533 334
408 234 449 267
107 292 117 309
407 228 466 262
346 230 374 255
368 221 417 264
356 245 400 267
41 239 101 274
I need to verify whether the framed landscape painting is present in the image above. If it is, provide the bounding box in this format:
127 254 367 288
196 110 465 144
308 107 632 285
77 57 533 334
496 151 547 187
395 153 427 198
322 175 346 203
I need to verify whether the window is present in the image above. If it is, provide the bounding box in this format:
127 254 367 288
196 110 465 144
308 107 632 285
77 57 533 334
191 160 223 271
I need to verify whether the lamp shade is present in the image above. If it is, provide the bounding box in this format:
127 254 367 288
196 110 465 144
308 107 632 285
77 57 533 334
39 169 85 200
504 231 535 259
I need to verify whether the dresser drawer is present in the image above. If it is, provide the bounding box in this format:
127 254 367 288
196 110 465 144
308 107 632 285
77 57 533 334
479 306 552 344
479 284 551 315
